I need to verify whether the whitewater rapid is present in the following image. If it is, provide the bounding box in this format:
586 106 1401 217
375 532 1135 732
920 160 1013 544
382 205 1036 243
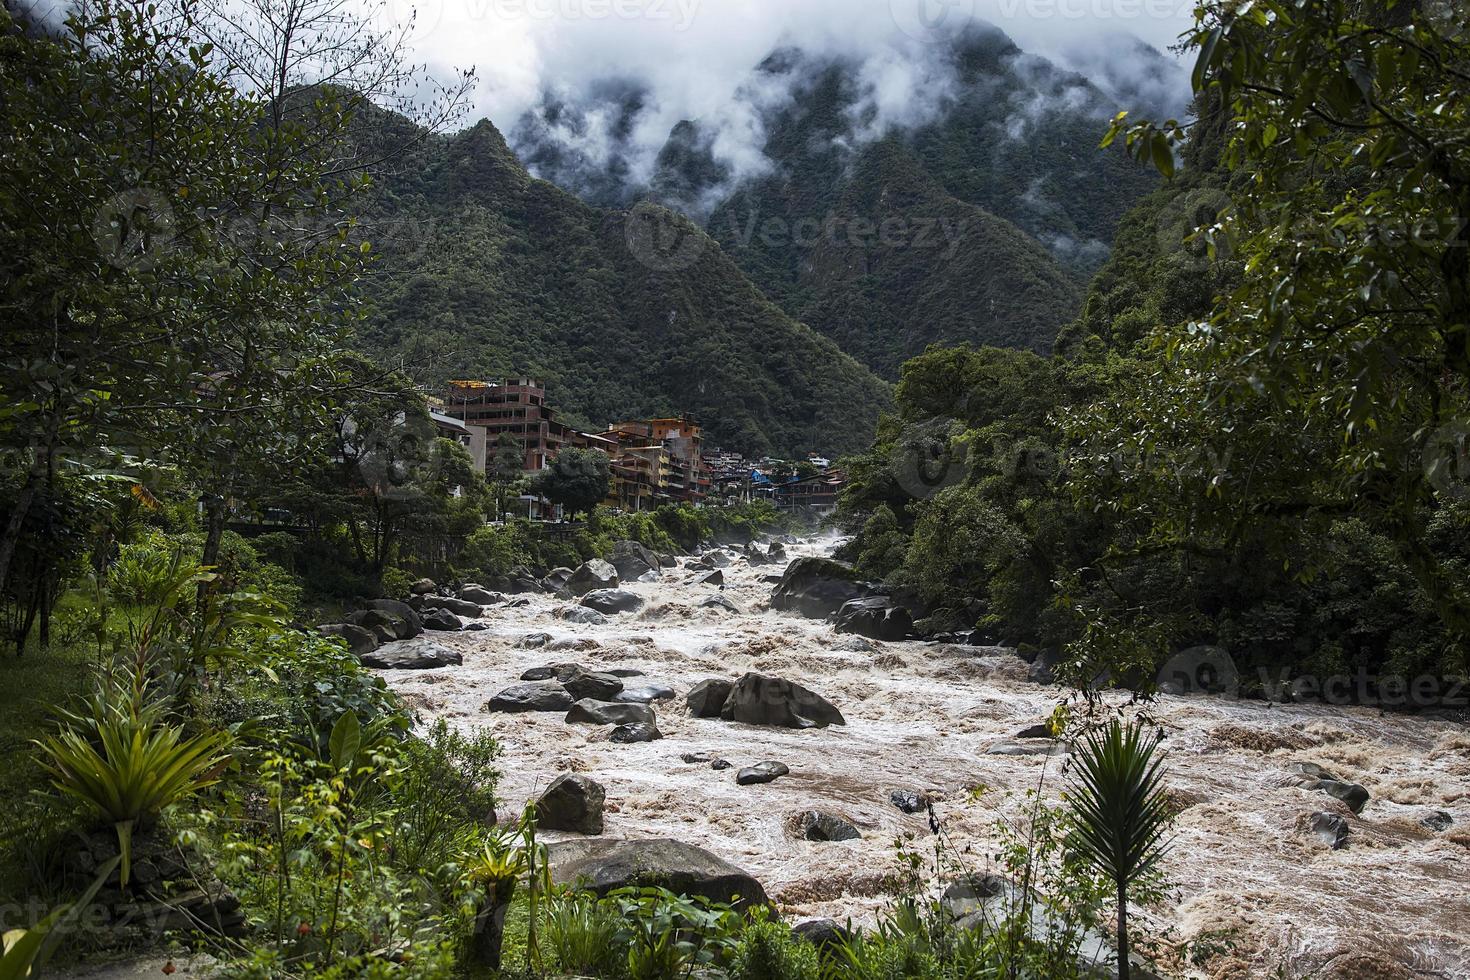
378 538 1470 980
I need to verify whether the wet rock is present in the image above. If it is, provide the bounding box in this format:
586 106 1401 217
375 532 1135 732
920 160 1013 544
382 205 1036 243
365 599 423 638
557 606 609 625
614 684 675 704
317 623 379 656
832 635 875 653
943 875 1017 918
889 790 929 814
463 621 490 632
1295 773 1370 814
686 678 734 718
543 567 575 591
360 638 463 670
767 541 787 560
485 682 574 713
521 666 558 681
792 918 848 948
458 585 504 604
546 838 768 908
680 751 714 763
518 630 553 648
659 554 677 568
561 666 624 701
720 672 845 729
1422 810 1454 832
1310 811 1350 849
834 596 913 641
537 774 606 835
711 759 733 770
506 596 532 608
410 577 436 595
610 541 661 581
608 667 645 678
566 699 655 726
697 550 732 569
568 559 619 596
1292 762 1336 781
1015 724 1056 739
737 761 789 785
700 595 740 613
986 739 1069 757
1027 649 1065 685
344 608 406 644
421 607 463 632
791 810 861 842
420 594 484 617
698 569 725 586
770 557 869 620
610 722 662 743
580 589 645 615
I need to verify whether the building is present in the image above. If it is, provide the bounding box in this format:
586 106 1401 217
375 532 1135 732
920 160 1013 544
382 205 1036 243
441 379 569 473
774 468 846 514
610 416 710 503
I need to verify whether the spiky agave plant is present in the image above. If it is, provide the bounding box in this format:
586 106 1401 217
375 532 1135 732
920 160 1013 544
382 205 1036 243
1065 718 1172 980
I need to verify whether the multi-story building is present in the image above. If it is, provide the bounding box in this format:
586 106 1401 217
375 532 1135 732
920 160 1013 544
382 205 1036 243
441 379 569 473
774 467 846 514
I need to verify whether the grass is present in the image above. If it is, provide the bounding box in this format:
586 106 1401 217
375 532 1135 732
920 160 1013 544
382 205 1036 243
0 633 95 903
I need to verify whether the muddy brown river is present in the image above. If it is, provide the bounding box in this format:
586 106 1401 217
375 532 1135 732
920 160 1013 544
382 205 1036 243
378 538 1470 979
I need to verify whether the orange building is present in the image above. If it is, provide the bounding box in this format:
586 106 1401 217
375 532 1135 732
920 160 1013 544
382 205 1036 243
442 379 569 472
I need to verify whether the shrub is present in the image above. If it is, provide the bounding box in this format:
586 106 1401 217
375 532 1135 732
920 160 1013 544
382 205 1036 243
543 892 626 978
729 916 820 980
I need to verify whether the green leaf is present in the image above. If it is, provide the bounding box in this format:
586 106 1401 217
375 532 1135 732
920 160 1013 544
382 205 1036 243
329 710 361 771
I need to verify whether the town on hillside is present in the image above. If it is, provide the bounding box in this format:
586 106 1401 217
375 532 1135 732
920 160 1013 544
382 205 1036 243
430 379 845 518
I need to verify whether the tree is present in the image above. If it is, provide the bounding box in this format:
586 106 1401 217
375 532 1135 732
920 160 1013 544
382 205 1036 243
1066 719 1172 980
529 448 610 519
487 432 526 522
1094 0 1470 643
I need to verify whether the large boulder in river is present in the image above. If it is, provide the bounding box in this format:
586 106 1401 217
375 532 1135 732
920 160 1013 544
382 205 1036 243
609 541 660 580
566 699 655 726
421 607 463 632
686 678 734 717
770 557 869 620
560 666 624 701
366 599 422 638
343 608 403 644
721 672 845 728
485 682 575 713
360 637 463 670
834 596 913 641
547 838 769 908
580 589 645 615
567 559 619 596
537 774 605 835
419 594 483 617
457 585 503 605
317 623 378 657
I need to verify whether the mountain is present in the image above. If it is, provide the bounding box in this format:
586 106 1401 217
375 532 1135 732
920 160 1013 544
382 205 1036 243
507 25 1176 376
353 117 892 458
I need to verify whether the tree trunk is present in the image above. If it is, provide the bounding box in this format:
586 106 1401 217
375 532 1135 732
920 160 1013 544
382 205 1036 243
1116 881 1131 980
198 492 226 607
0 458 44 599
469 881 516 970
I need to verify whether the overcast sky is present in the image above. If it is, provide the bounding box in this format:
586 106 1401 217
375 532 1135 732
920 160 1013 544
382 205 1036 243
383 0 1198 130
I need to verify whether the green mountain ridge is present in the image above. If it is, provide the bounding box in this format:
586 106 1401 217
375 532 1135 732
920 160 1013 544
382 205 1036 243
354 118 892 458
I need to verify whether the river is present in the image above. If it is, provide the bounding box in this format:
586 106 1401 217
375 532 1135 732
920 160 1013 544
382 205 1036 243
377 536 1470 980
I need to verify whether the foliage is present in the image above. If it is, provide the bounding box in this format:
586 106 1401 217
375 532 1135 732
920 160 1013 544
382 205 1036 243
1065 719 1172 980
0 855 118 980
542 891 627 978
1093 0 1470 646
34 668 232 886
529 447 612 518
728 912 820 980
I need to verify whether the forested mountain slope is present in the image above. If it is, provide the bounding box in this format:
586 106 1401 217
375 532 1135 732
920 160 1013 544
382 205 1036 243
354 118 892 457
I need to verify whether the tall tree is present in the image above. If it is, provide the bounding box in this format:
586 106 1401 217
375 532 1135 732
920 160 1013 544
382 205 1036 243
529 448 610 519
1088 0 1470 644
